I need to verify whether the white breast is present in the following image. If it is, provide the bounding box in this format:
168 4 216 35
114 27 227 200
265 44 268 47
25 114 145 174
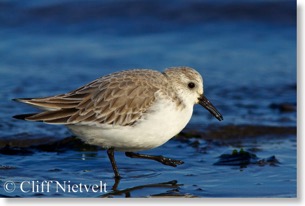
67 97 193 152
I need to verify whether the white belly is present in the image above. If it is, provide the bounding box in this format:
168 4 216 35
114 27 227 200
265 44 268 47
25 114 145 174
67 99 193 152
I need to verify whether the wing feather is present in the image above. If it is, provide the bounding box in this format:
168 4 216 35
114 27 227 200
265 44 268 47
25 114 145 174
17 69 168 126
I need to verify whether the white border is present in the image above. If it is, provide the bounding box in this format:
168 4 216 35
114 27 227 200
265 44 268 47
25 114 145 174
1 0 302 205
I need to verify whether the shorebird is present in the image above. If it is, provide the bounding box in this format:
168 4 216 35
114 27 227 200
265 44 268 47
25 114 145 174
13 66 223 178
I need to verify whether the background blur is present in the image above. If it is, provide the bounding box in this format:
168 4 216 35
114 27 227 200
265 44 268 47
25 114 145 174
0 0 296 197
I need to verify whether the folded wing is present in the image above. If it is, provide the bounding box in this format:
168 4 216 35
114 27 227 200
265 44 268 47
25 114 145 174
14 70 166 126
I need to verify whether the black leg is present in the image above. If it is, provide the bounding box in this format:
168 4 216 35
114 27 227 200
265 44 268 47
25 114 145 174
112 178 121 191
125 152 184 167
107 148 121 179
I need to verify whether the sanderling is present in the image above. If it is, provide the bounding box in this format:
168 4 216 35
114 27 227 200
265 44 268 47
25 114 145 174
13 66 223 178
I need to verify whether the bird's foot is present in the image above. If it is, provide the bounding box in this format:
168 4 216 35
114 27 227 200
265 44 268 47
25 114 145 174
125 152 184 167
156 156 184 167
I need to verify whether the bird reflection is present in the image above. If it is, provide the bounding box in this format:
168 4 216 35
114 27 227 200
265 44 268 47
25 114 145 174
99 179 186 198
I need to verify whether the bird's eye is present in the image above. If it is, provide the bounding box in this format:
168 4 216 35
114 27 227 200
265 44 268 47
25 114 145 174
188 82 195 89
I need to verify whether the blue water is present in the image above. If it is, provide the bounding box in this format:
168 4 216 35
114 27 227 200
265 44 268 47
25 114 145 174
0 0 296 197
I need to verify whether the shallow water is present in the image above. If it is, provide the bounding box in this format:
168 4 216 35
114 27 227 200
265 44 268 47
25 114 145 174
0 0 296 197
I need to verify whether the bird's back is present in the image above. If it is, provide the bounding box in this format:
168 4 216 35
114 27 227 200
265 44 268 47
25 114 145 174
13 69 171 126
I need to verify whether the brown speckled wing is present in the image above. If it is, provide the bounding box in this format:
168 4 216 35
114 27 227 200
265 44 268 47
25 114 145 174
22 69 167 126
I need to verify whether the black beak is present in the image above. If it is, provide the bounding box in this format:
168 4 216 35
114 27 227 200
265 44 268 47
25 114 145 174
198 95 223 121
